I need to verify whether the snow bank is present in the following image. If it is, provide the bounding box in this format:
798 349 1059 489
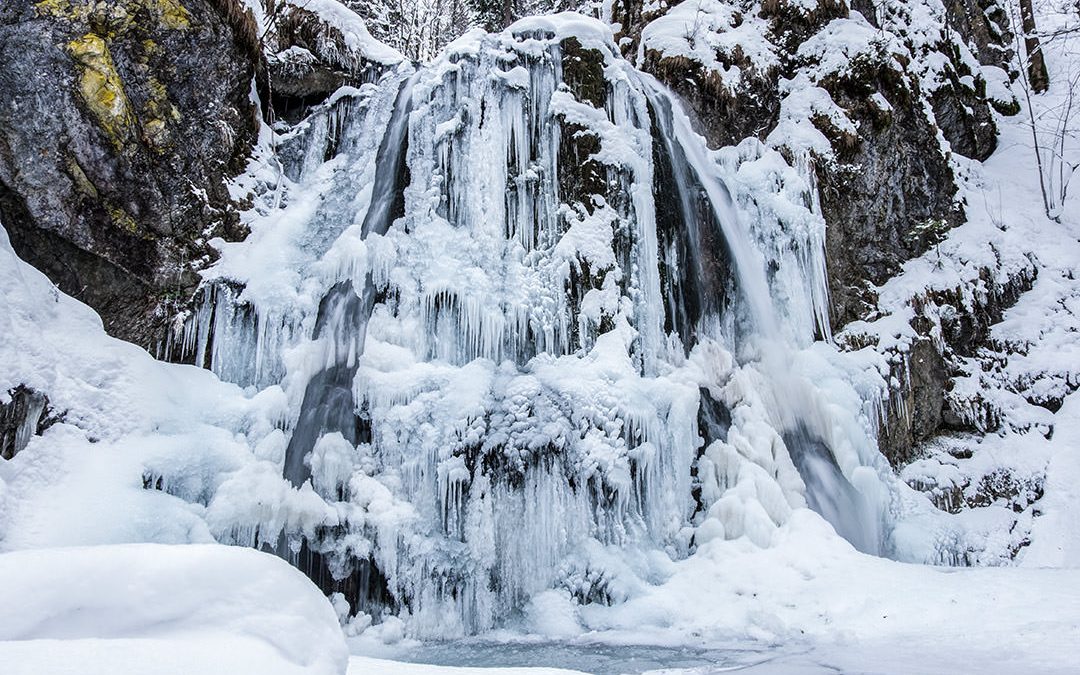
0 220 292 553
574 511 1080 666
1024 397 1080 567
639 0 779 91
0 544 348 675
507 12 615 49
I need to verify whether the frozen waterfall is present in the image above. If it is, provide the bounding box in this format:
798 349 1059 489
180 15 898 636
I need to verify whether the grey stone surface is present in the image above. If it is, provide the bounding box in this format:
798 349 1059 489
0 0 259 348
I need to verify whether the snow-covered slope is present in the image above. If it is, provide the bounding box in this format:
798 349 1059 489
0 544 348 675
836 1 1080 567
0 182 346 673
0 219 292 551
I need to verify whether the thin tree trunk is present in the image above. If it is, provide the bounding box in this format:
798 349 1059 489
501 0 514 30
1020 0 1050 93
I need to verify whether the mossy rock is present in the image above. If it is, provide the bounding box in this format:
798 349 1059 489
557 123 608 211
555 39 610 211
105 199 146 237
142 117 170 149
64 155 99 198
149 0 191 30
34 0 95 23
1 0 260 351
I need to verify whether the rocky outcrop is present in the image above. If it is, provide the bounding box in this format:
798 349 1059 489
1 386 59 459
632 0 1022 331
859 0 1014 161
943 0 1014 67
863 259 1037 466
814 46 963 328
925 0 1014 160
265 1 400 122
876 338 948 466
0 0 260 348
268 46 350 104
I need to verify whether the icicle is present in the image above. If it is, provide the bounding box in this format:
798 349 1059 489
793 149 833 343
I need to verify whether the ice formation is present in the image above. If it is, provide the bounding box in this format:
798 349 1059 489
164 13 951 635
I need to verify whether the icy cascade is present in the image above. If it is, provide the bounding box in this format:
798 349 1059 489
168 66 417 389
320 26 706 633
283 73 418 489
188 15 902 636
643 78 882 554
641 75 776 342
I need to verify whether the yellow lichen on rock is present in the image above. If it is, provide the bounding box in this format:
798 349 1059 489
34 0 88 21
67 33 135 148
141 75 179 151
146 0 190 30
65 156 99 198
142 118 170 150
105 200 142 236
36 0 189 32
146 76 180 121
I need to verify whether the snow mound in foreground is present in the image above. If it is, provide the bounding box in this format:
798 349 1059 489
0 544 348 675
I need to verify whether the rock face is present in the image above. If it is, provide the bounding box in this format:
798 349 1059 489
813 48 963 329
1 386 58 460
876 262 1037 466
877 338 947 466
264 2 397 122
268 46 350 115
0 0 259 348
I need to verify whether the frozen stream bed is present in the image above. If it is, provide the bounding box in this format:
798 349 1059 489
350 640 770 674
349 635 1080 674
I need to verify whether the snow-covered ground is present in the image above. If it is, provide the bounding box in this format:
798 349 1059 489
0 544 347 675
2 3 1080 674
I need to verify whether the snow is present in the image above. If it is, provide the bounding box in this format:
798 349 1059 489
282 0 404 66
577 511 1080 654
638 0 780 91
507 12 616 50
1025 398 1080 566
344 515 1080 671
0 544 348 675
349 656 584 675
796 18 904 83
